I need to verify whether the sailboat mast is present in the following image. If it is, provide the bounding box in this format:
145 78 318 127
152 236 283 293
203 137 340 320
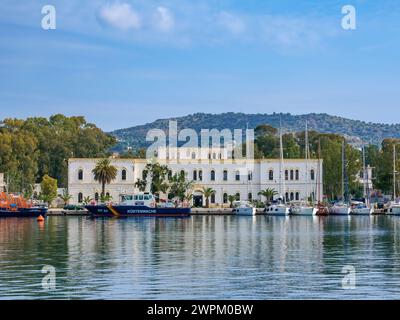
305 121 309 203
343 141 349 203
341 141 345 201
362 145 367 200
279 121 285 202
317 138 321 202
393 144 396 201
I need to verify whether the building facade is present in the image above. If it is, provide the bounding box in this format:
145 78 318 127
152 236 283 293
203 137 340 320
68 153 323 207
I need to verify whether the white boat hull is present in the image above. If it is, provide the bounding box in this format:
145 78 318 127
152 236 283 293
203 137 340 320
329 206 351 215
233 207 257 216
351 207 373 215
265 205 290 216
386 206 400 215
291 206 317 216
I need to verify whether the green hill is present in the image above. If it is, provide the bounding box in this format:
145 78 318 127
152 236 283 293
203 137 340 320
110 112 400 151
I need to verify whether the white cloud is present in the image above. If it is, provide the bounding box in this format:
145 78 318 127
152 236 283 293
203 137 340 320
154 6 175 32
217 11 246 35
99 3 141 30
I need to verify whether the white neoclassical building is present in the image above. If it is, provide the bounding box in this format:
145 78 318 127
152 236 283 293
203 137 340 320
68 148 323 207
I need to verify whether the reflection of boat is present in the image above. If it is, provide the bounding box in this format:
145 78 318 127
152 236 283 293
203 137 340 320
290 201 317 216
0 192 48 218
85 192 191 217
232 201 256 216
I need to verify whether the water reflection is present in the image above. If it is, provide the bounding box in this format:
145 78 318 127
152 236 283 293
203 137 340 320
1 215 400 299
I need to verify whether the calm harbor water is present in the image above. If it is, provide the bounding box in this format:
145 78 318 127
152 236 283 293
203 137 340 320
1 215 400 299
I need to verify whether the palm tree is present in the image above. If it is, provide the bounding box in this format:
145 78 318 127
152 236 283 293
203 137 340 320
83 196 92 205
258 188 278 205
202 187 215 208
60 190 72 206
228 195 236 208
92 159 117 197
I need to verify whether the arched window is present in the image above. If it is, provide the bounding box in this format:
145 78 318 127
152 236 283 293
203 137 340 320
235 192 240 201
95 193 99 201
223 193 228 203
193 170 197 181
198 170 203 181
295 170 299 180
290 192 294 201
78 192 83 203
248 171 253 181
180 170 185 178
78 169 83 181
285 192 289 202
211 193 215 204
248 193 253 201
121 169 127 181
290 170 294 180
106 192 110 198
210 170 215 181
285 170 289 180
295 192 299 201
310 169 315 180
223 170 228 181
235 170 240 181
269 170 274 180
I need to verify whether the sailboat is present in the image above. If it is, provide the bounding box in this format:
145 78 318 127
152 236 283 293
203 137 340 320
265 121 290 216
291 121 317 216
329 141 351 215
351 145 373 215
386 144 400 215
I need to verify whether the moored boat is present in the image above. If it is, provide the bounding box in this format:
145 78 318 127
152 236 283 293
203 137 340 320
0 192 48 218
329 202 351 215
85 192 191 218
290 201 317 216
351 201 373 215
232 201 256 216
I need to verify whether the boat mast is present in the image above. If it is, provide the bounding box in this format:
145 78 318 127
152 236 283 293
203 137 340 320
343 141 349 203
316 138 321 202
362 145 369 206
279 119 285 203
393 144 397 201
305 121 309 203
341 141 345 201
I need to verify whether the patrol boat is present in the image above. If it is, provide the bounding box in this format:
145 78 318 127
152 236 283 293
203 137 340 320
0 192 48 218
85 192 191 218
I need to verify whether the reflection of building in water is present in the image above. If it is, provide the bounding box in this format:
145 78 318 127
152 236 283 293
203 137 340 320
68 150 323 206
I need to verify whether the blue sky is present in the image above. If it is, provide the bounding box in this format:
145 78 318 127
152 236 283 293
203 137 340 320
0 0 399 131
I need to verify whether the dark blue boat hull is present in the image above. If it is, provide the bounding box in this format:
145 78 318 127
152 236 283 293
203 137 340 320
0 207 48 218
85 205 191 218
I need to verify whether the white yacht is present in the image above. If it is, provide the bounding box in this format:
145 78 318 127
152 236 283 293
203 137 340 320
351 201 373 215
386 201 400 215
265 199 291 216
291 201 317 216
232 201 257 216
329 202 351 215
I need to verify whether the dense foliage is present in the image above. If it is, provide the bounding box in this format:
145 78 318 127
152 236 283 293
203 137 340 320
0 115 116 194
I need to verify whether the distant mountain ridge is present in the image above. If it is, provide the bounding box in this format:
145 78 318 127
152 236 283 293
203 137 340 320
110 112 400 151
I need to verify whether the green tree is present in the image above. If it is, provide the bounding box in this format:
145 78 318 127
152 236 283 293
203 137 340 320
202 187 215 208
60 190 73 205
40 174 58 206
134 162 169 200
83 196 92 205
228 195 236 208
92 158 117 197
168 173 194 202
258 188 278 205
